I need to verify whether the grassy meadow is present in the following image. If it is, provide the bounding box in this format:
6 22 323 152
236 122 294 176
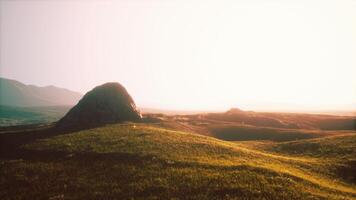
1 123 355 199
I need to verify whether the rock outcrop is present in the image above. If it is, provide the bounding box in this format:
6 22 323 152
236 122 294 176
58 82 141 128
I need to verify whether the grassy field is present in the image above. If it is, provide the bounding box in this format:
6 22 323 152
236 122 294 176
0 105 71 127
1 123 355 199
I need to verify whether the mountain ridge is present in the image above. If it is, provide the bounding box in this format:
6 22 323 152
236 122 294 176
0 77 82 107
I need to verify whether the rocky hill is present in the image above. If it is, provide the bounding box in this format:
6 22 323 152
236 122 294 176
58 82 141 127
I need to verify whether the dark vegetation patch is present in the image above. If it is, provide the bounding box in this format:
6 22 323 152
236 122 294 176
208 125 329 141
335 160 356 183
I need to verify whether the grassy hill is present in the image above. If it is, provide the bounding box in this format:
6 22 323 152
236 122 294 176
154 115 352 142
264 134 356 184
1 123 355 199
267 134 356 158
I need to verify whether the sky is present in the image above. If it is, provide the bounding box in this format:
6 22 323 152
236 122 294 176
0 0 355 111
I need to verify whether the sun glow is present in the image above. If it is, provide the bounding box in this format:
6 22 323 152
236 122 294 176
1 0 355 111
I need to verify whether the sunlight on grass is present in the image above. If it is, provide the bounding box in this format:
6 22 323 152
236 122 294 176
17 123 356 199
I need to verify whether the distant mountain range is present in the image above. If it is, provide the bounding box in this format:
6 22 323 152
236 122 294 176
0 77 82 107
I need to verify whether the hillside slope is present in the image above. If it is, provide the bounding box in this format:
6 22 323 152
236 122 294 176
0 77 82 107
1 123 355 199
265 134 356 183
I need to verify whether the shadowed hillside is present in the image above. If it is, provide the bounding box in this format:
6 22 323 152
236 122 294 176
150 112 355 142
207 124 342 141
58 82 141 128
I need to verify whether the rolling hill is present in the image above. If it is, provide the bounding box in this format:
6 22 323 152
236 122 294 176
205 108 356 130
152 112 355 142
0 123 355 199
0 81 355 199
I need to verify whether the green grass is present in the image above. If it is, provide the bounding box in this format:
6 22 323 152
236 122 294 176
0 105 70 127
1 123 355 199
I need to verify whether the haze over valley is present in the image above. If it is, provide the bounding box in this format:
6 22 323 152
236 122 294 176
0 0 355 199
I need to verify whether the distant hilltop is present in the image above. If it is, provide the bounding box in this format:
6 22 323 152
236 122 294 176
0 77 82 107
226 107 245 114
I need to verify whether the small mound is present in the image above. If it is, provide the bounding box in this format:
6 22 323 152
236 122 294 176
226 107 244 114
58 82 141 128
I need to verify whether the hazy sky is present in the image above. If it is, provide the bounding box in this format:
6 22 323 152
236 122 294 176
1 0 355 111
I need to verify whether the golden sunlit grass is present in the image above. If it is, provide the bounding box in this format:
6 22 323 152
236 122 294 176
1 123 354 199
